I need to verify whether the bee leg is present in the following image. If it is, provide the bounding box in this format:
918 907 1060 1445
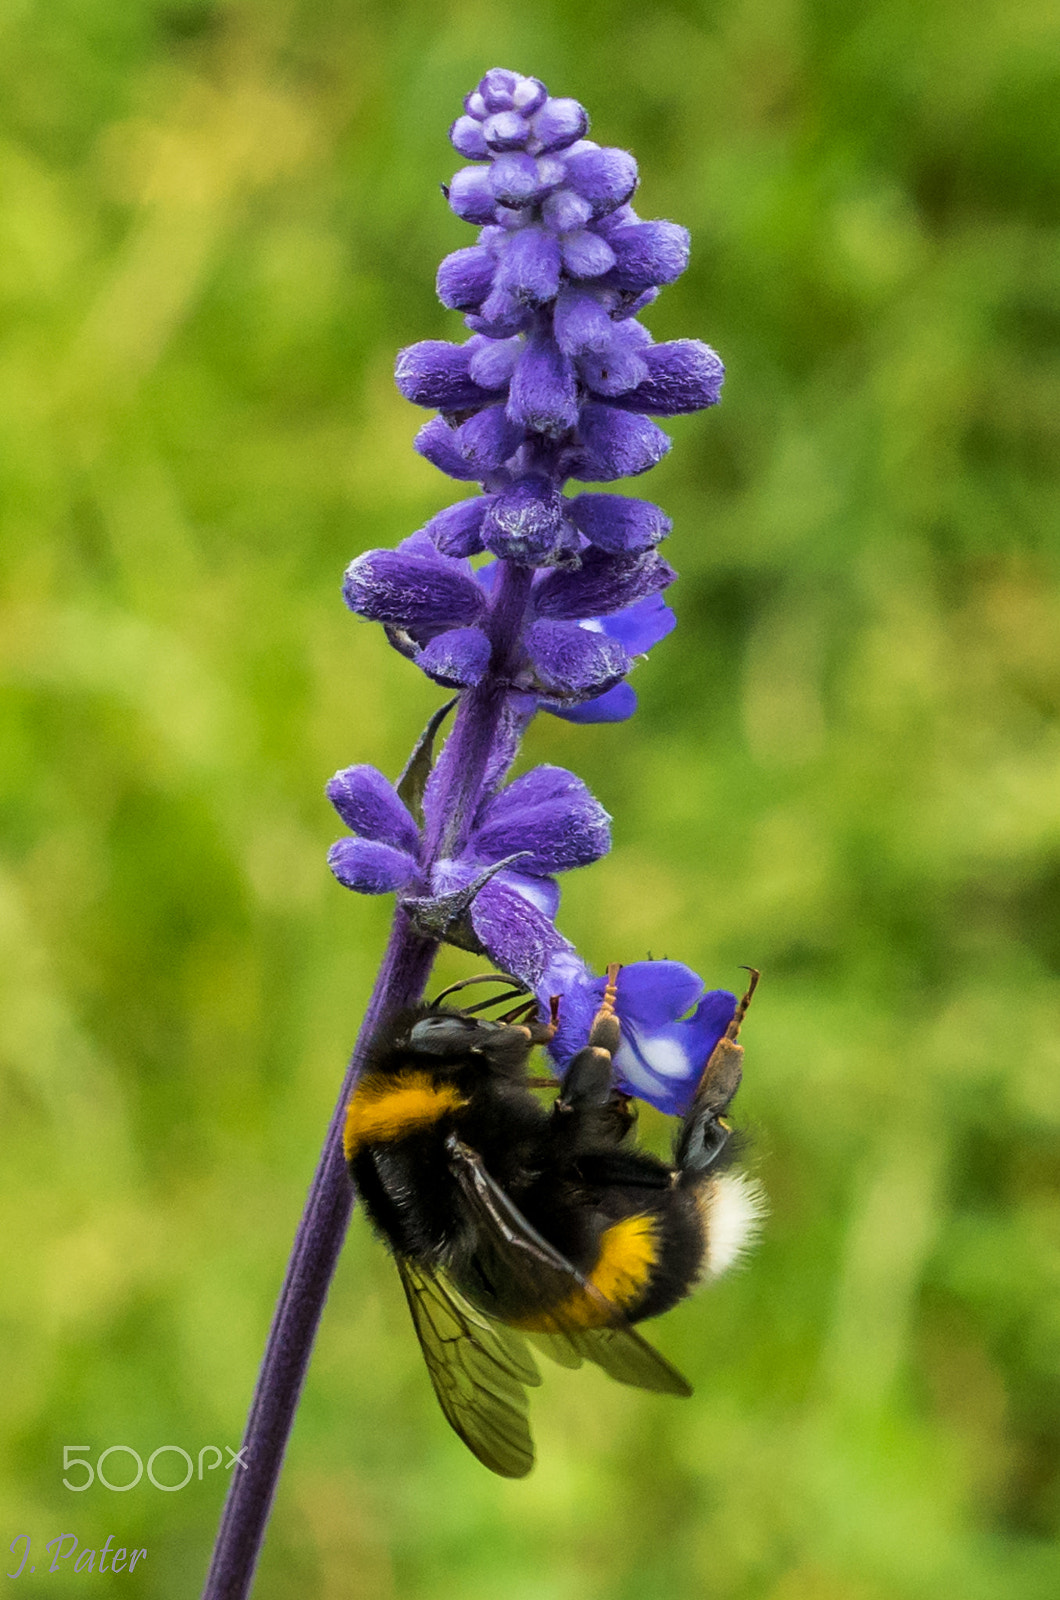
557 1046 614 1109
554 965 625 1110
675 968 759 1176
523 992 561 1047
586 962 622 1056
676 1105 733 1176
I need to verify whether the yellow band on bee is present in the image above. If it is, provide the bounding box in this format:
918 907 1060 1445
344 1071 468 1159
512 1213 659 1331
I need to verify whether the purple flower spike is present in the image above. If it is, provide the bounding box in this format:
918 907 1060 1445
209 75 739 1597
389 73 723 600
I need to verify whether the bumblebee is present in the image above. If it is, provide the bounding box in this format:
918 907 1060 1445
345 965 761 1476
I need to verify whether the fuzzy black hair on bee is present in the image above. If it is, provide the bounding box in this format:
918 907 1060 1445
345 966 763 1477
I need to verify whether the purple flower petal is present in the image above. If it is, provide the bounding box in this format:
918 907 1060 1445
449 115 489 160
531 98 589 153
448 165 499 225
566 493 672 554
553 286 613 356
548 681 638 723
495 225 562 306
506 328 578 438
483 111 529 152
478 69 519 113
613 985 738 1114
606 340 725 415
559 230 616 278
573 403 672 480
424 496 491 558
436 247 496 311
326 765 420 853
489 152 542 207
577 319 651 396
327 838 418 895
467 334 522 390
544 960 738 1115
493 868 560 921
343 547 486 629
417 625 493 688
395 340 504 411
454 405 524 472
602 220 691 293
541 189 594 233
609 960 707 1026
533 548 676 621
613 286 660 320
414 417 483 481
539 953 600 1065
482 475 565 564
469 876 575 989
524 618 631 699
563 147 638 215
600 592 676 655
512 77 548 116
472 765 611 874
470 288 531 340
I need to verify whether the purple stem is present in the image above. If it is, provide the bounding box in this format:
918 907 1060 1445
202 564 531 1597
201 912 435 1600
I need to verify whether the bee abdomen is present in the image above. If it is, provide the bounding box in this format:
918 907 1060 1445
344 1070 468 1160
509 1213 663 1332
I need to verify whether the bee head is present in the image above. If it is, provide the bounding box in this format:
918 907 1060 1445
407 1010 498 1057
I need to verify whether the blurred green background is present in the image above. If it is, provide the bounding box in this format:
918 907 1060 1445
2 0 1059 1595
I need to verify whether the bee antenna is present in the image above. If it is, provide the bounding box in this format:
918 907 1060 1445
430 973 529 1007
497 998 539 1025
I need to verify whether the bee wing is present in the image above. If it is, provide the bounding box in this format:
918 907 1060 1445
531 1325 693 1395
446 1136 692 1399
395 1254 542 1479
